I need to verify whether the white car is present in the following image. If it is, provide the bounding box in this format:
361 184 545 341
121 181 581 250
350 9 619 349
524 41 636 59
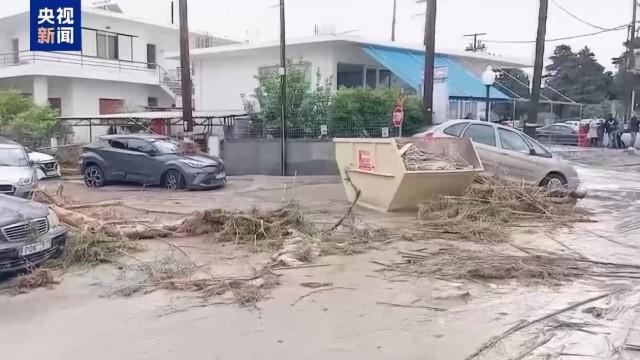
414 120 580 191
27 149 62 180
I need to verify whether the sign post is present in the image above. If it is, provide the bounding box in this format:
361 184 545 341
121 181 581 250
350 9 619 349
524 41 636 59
30 0 82 52
392 106 404 137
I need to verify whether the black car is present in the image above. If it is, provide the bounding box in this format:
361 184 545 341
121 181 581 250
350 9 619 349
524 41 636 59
80 134 226 189
535 124 579 146
0 195 67 272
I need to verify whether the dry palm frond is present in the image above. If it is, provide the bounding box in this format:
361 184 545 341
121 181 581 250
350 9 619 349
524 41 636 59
417 181 590 242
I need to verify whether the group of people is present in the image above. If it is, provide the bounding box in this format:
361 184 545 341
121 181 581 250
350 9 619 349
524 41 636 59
586 114 639 149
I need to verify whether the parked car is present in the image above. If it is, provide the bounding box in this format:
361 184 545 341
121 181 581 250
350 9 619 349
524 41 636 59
80 134 226 190
535 124 579 146
0 138 38 198
27 148 62 180
0 194 67 272
413 120 580 191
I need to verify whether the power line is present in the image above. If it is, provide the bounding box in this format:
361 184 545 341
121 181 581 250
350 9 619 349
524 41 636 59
484 25 627 44
550 0 611 31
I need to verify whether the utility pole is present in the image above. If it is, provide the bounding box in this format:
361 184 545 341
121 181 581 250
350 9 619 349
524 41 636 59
526 0 549 137
628 0 637 117
178 0 193 134
421 0 437 126
464 32 487 52
279 0 287 176
391 0 397 41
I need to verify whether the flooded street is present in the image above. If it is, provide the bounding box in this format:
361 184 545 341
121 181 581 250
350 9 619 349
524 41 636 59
2 149 640 359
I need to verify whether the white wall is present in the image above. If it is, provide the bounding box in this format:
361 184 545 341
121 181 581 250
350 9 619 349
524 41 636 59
194 42 346 111
66 78 174 143
0 13 29 56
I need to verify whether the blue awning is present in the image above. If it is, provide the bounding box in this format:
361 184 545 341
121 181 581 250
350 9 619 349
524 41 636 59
361 45 510 100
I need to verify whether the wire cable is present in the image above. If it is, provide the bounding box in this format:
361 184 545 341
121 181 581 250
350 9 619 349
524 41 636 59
550 0 612 31
484 25 627 44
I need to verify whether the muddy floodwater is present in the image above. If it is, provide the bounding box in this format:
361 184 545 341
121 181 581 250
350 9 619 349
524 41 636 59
2 149 640 359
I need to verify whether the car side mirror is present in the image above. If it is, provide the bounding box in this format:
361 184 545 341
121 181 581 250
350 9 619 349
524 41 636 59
529 149 536 156
29 160 36 166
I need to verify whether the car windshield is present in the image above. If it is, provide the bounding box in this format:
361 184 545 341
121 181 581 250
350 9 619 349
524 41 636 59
0 148 29 166
153 139 178 154
522 133 552 157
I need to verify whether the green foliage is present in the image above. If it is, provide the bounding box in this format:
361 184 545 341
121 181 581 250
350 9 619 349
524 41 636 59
244 58 425 138
330 88 423 136
0 90 60 147
543 45 614 104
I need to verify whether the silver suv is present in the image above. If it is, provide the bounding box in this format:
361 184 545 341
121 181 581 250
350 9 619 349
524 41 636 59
0 194 67 272
0 138 38 198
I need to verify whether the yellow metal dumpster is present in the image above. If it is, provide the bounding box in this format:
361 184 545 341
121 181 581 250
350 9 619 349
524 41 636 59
334 137 484 212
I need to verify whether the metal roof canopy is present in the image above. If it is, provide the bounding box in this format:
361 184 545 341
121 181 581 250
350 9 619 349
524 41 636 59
361 45 511 101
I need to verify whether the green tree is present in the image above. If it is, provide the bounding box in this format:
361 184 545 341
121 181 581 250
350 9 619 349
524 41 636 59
329 88 423 137
0 90 60 147
542 45 614 104
243 59 333 138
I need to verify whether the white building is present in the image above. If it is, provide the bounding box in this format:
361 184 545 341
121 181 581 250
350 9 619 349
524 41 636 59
181 36 531 124
0 3 234 142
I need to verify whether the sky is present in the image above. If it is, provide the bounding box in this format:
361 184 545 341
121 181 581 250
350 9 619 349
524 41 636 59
2 0 633 70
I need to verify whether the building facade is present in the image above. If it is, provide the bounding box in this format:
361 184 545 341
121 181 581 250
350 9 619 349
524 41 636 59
0 5 234 143
184 36 530 125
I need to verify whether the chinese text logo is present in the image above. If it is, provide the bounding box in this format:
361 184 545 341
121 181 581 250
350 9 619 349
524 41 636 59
31 0 82 51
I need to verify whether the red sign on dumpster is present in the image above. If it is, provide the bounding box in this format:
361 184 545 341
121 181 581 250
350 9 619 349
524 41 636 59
358 150 373 171
392 106 404 128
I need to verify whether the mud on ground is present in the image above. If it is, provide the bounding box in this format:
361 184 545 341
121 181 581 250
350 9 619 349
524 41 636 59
3 160 640 359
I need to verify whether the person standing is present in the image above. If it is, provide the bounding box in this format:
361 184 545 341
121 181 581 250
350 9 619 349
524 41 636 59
629 115 639 149
617 118 626 149
588 119 599 147
605 115 618 148
597 119 605 147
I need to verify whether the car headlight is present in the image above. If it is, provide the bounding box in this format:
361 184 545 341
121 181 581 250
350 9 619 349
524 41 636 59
47 210 61 227
17 177 33 186
181 160 208 168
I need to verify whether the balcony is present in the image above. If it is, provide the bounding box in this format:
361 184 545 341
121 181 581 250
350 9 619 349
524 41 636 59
0 51 177 88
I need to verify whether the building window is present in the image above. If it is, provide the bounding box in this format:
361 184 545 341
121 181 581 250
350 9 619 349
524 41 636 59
148 97 158 107
99 98 124 115
365 68 377 89
48 98 62 114
97 33 118 60
337 63 364 88
379 69 391 88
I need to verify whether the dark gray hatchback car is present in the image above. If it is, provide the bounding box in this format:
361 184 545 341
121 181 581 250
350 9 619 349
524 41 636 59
0 195 67 272
80 134 226 189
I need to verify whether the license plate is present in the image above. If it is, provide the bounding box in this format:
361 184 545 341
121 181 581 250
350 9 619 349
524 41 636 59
20 239 52 256
216 173 226 180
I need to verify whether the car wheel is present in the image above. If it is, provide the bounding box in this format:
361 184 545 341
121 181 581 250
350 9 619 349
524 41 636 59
163 169 186 190
84 165 105 188
541 173 567 191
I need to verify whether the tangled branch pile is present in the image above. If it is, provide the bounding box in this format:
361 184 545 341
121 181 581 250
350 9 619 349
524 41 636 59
418 183 590 242
178 203 317 246
6 269 59 293
401 144 472 171
378 246 640 285
115 254 280 307
64 231 144 266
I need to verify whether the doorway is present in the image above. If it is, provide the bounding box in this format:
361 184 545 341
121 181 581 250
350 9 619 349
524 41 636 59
147 44 157 69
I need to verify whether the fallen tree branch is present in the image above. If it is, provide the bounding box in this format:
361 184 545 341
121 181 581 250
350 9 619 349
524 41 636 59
376 301 446 312
67 201 192 215
291 286 355 307
328 171 361 232
511 333 555 360
466 290 621 360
